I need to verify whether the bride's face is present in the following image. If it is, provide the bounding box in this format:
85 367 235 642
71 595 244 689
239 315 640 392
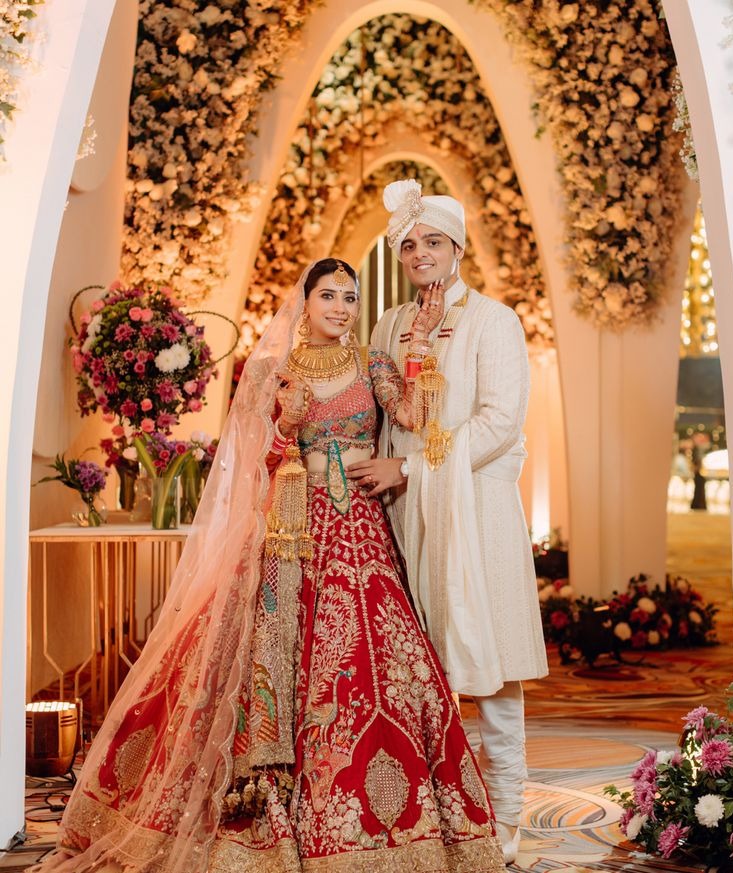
304 274 360 344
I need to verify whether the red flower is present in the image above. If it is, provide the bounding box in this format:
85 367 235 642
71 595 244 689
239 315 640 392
120 400 138 418
631 630 647 649
550 610 569 630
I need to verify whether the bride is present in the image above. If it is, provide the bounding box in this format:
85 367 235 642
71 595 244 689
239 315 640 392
35 259 505 873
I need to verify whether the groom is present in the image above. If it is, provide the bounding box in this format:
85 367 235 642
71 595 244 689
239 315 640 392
346 180 548 864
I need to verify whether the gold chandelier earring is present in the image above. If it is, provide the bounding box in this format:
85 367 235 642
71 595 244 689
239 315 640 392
298 312 311 344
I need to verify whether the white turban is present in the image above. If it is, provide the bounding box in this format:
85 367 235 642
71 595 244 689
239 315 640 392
383 179 466 253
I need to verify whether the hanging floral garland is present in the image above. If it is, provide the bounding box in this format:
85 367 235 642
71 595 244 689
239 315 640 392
122 0 313 304
0 0 44 161
475 0 685 327
240 14 551 358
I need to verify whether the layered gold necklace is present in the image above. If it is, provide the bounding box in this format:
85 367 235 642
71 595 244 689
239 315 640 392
287 341 355 381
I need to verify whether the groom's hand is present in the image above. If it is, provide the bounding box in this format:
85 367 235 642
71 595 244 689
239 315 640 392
345 458 406 497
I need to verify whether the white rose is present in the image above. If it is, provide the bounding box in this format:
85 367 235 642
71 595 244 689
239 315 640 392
608 44 624 66
656 750 675 765
176 29 197 54
689 610 703 625
606 204 629 230
620 88 640 108
630 67 649 88
192 448 205 462
199 4 222 25
122 447 138 462
155 342 191 373
637 597 657 614
614 622 632 641
647 630 661 646
607 121 625 141
538 586 555 602
636 114 655 133
560 3 579 23
695 794 725 827
559 585 574 599
625 813 647 840
638 177 657 195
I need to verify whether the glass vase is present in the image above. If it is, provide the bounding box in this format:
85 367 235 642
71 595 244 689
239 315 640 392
117 465 138 512
151 476 181 530
130 468 152 522
70 494 107 528
180 458 203 524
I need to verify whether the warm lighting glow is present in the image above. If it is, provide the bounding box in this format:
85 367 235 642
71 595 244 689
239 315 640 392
25 699 79 777
25 701 76 713
681 203 717 357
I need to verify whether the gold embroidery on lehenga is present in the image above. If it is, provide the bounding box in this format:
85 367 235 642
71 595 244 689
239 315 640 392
365 749 409 829
113 725 156 797
460 750 489 810
209 836 301 873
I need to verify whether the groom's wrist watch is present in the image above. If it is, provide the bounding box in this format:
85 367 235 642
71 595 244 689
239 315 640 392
399 458 409 479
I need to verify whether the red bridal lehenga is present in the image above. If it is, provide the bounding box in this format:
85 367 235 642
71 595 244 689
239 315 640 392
39 269 504 873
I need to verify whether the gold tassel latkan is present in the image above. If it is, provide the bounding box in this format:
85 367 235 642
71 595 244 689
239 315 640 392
265 445 314 561
412 356 452 470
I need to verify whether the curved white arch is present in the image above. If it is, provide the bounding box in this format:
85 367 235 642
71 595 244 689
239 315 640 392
664 1 733 561
0 0 117 842
198 0 691 599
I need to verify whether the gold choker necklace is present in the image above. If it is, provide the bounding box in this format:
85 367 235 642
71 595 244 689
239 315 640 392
287 342 355 381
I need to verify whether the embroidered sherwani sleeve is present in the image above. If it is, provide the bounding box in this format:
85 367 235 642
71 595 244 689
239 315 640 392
465 305 529 471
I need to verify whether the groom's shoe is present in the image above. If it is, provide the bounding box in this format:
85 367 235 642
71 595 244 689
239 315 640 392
495 821 520 865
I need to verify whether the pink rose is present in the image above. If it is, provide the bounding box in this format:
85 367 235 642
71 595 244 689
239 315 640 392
129 306 143 321
72 353 84 373
141 418 155 433
186 325 197 336
134 362 146 375
140 308 154 322
80 313 91 326
123 350 136 362
188 398 203 412
92 299 105 312
141 398 153 411
111 425 124 436
183 380 198 395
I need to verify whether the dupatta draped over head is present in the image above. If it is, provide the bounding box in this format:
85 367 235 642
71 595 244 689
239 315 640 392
35 268 313 873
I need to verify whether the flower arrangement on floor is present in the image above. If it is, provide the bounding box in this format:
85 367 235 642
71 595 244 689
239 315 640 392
70 283 216 433
605 696 733 866
539 574 718 666
36 454 108 527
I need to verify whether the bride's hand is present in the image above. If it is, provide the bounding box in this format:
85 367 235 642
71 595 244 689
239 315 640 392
411 279 445 336
276 373 311 436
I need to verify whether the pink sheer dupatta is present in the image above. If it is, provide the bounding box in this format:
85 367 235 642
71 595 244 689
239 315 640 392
33 273 307 873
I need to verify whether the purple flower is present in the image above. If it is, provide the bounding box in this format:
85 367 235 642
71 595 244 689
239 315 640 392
684 706 711 740
657 822 689 859
633 781 656 817
700 739 733 776
74 461 107 495
631 750 658 784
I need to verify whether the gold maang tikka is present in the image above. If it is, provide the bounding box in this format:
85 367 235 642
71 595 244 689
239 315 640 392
333 262 350 285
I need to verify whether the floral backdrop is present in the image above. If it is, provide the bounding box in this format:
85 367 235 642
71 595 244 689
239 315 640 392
478 0 685 327
238 14 551 360
121 0 312 303
0 0 44 161
124 1 686 346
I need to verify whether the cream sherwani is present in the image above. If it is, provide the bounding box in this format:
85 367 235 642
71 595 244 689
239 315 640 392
371 279 548 696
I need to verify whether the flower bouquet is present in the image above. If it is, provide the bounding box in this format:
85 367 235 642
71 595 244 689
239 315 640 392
131 434 191 529
70 283 216 433
605 699 733 866
37 455 108 527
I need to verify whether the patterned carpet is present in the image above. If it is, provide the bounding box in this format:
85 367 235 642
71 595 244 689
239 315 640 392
5 512 731 872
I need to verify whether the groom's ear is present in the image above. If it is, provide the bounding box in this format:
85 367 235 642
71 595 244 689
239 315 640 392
453 244 465 260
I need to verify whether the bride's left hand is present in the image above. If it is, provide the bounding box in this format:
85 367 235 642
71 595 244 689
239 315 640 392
411 279 445 335
345 458 405 496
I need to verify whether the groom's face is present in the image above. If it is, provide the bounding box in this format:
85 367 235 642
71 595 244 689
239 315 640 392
399 224 463 288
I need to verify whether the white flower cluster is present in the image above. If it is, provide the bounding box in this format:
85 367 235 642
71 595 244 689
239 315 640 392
0 0 45 162
121 0 311 304
241 14 552 357
695 793 725 828
480 0 685 328
155 341 191 373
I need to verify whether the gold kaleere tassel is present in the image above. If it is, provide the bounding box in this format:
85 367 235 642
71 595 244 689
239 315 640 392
265 445 314 561
412 356 452 471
